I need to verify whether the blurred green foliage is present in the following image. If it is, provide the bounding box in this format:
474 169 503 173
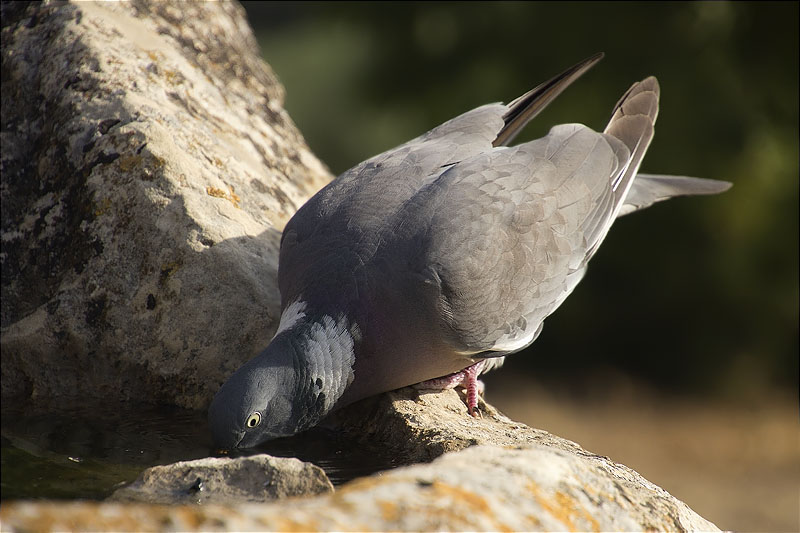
243 2 798 398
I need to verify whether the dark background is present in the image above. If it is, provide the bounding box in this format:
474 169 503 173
242 1 798 402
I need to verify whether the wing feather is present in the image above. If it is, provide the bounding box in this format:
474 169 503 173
391 79 663 356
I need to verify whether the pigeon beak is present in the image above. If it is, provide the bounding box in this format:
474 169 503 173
209 423 245 450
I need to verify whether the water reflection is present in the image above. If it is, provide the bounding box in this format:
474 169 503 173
227 425 402 486
0 401 399 500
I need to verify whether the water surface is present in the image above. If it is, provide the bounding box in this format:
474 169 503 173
1 401 399 500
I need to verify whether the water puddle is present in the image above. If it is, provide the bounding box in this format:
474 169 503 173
0 402 400 501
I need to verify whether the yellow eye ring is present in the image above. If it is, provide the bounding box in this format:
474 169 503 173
246 412 261 428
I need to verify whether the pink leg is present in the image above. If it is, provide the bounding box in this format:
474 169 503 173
463 362 483 417
414 360 487 417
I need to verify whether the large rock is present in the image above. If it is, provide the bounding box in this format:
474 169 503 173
332 385 589 462
0 389 717 530
0 0 331 408
1 393 719 531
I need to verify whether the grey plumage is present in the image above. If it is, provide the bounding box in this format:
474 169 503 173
620 174 731 216
208 54 731 449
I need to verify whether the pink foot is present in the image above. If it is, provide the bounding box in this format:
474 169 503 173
415 360 487 417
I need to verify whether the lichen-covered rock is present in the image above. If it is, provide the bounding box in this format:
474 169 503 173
0 389 718 531
108 455 333 505
300 444 719 532
0 443 719 532
0 0 331 408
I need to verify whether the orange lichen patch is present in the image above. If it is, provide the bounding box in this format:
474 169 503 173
525 513 545 529
338 476 514 531
274 516 321 532
378 500 399 522
527 481 600 532
206 186 227 198
0 502 205 532
228 185 241 208
422 481 513 532
205 185 241 208
429 480 491 514
164 69 182 85
557 490 601 532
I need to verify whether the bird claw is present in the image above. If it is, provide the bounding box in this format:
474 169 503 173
415 360 489 417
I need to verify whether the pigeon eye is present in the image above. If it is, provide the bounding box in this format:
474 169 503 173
246 412 261 428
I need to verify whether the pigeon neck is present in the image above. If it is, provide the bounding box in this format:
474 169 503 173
280 310 360 429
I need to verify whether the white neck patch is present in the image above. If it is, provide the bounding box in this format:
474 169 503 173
274 299 358 413
274 299 307 338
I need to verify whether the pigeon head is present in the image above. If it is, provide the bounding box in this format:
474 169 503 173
207 335 301 449
208 300 358 449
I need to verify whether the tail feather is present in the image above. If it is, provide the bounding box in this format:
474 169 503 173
619 174 733 216
603 77 660 200
584 77 660 256
494 52 604 147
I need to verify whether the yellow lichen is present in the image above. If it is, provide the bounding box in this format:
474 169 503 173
118 154 142 172
430 480 491 514
164 69 179 85
274 516 320 532
527 481 600 532
206 186 227 198
227 185 241 208
205 185 240 208
377 500 399 522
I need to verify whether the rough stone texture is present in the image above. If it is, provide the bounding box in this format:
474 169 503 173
0 389 719 531
0 0 331 408
332 386 590 463
0 444 719 532
108 455 333 505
